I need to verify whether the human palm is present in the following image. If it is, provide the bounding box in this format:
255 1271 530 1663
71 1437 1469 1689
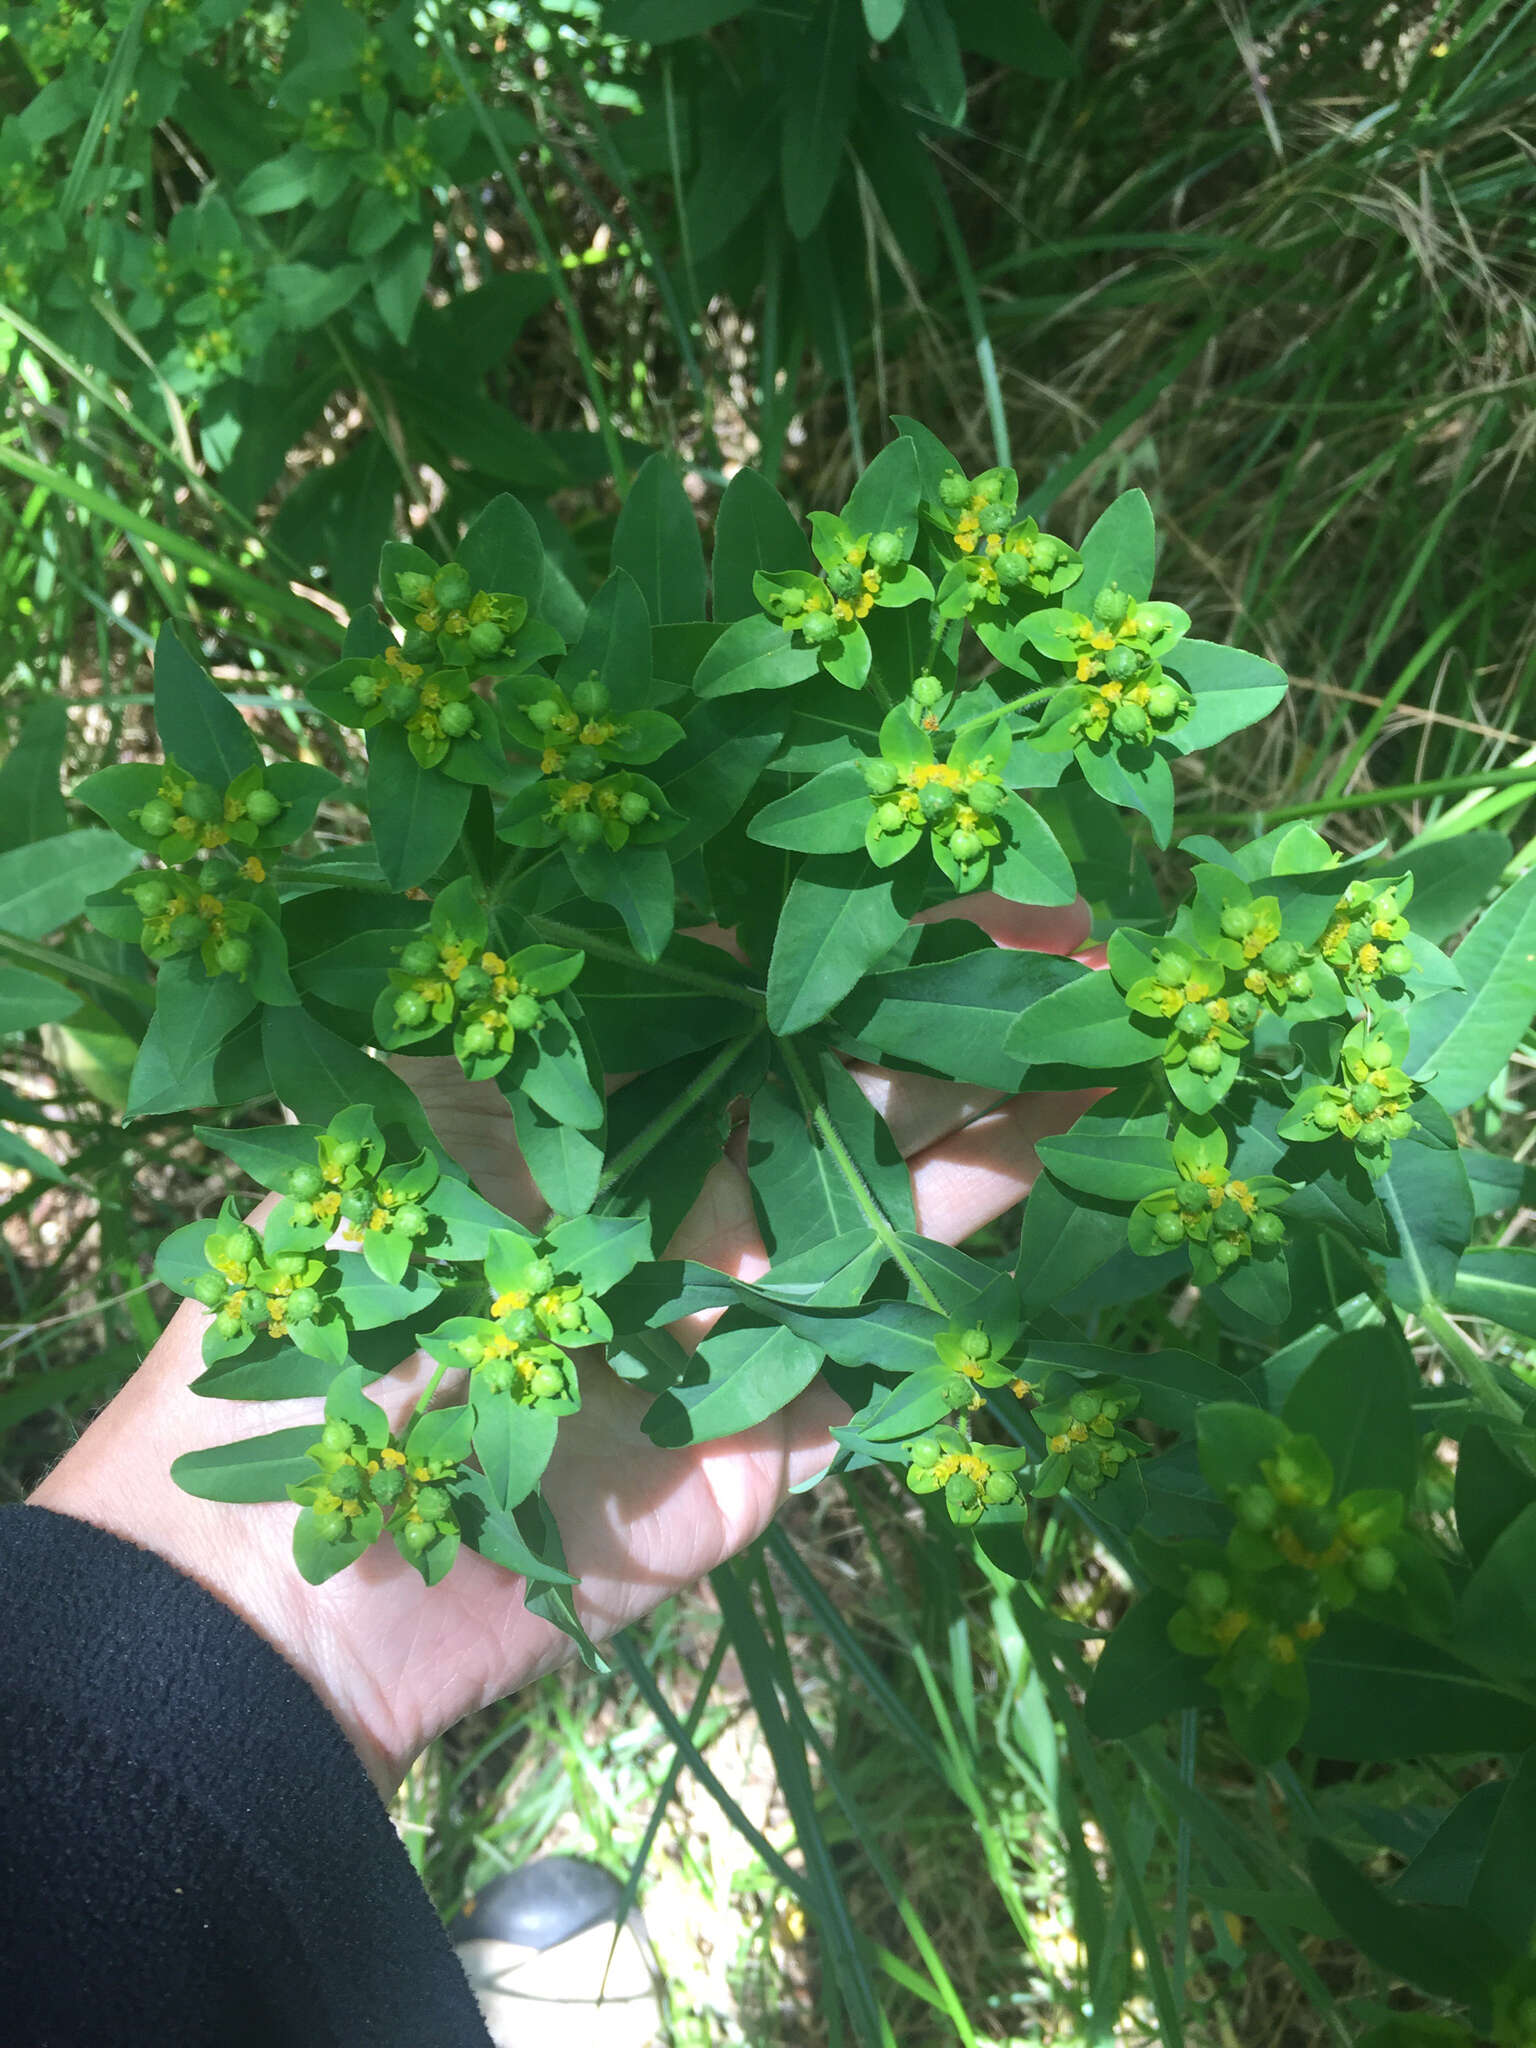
33 896 1099 1797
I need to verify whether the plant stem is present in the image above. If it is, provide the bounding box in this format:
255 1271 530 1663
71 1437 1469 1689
1417 1300 1525 1424
596 1028 764 1200
776 1035 947 1316
1185 761 1536 830
409 1356 450 1424
0 932 154 1009
950 686 1053 738
527 914 765 1008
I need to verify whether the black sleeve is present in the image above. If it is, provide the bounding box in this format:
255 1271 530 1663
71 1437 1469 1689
0 1504 492 2048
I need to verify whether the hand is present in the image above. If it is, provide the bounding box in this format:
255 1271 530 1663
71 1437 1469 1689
31 897 1101 1798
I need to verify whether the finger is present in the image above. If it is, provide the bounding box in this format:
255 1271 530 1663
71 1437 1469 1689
914 891 1091 955
908 1085 1107 1243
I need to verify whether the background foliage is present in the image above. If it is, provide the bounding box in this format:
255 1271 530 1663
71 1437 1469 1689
3 2 1535 2041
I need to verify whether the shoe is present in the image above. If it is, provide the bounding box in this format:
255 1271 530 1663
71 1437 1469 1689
450 1855 665 2048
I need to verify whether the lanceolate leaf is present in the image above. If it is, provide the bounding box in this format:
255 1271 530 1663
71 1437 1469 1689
1377 1121 1475 1311
766 857 917 1035
834 939 1079 1088
1074 489 1155 603
365 723 471 891
780 0 860 240
0 829 139 940
1407 869 1536 1110
711 468 811 619
153 625 262 787
1004 964 1155 1070
643 1311 824 1447
612 454 707 624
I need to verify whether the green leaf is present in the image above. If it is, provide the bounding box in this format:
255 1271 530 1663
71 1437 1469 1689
126 961 263 1121
266 259 369 330
460 493 545 611
1281 1331 1417 1498
780 0 860 239
1077 738 1175 847
1456 1503 1536 1684
261 1007 435 1151
1468 1746 1536 1956
693 614 821 698
901 0 966 124
1034 1131 1175 1203
564 843 675 962
1003 963 1155 1069
1085 1592 1215 1737
153 625 261 786
1075 489 1155 602
1307 1839 1510 2007
990 793 1077 906
749 761 871 854
955 9 1075 74
644 1311 825 1448
1167 640 1289 753
834 935 1078 1088
1394 832 1511 944
0 699 68 852
1378 1122 1474 1310
559 567 652 705
469 1392 559 1513
365 722 471 891
612 454 706 623
0 1122 70 1184
1308 1611 1536 1759
371 227 433 345
1456 1426 1536 1570
0 965 80 1033
711 469 811 620
171 1425 320 1504
0 829 139 940
842 437 923 553
1407 870 1536 1110
508 1091 602 1215
766 857 915 1036
1451 1246 1536 1338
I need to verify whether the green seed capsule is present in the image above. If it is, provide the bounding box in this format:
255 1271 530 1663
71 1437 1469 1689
876 801 905 834
801 611 839 645
1385 1110 1414 1140
396 571 433 605
394 990 429 1027
994 551 1031 588
439 700 474 737
1176 1002 1209 1039
527 700 562 732
1103 644 1143 684
1213 1198 1248 1233
912 673 944 708
1351 1545 1397 1593
1220 904 1256 940
331 1138 362 1170
565 810 604 849
968 779 1003 815
1187 1570 1230 1615
526 1258 555 1293
330 1464 363 1500
950 830 982 862
339 1189 372 1224
1250 1210 1285 1246
1380 942 1414 975
1362 1037 1394 1069
138 798 177 839
571 676 610 718
826 561 863 600
394 1204 428 1238
169 912 210 948
1352 1082 1382 1115
465 621 503 658
618 791 651 826
919 783 956 823
226 1226 257 1264
349 673 383 707
938 471 970 508
1227 992 1262 1030
287 1286 320 1321
556 1301 585 1330
1154 953 1192 989
433 563 470 608
372 1466 405 1503
564 744 604 780
382 681 418 721
215 937 252 976
1176 1182 1209 1215
1145 681 1182 720
215 1308 244 1339
1310 1098 1341 1130
321 1418 356 1451
860 757 900 795
1261 939 1301 976
131 877 174 916
1210 1236 1243 1270
959 1328 990 1360
414 1484 449 1521
503 1309 538 1344
982 1471 1017 1504
181 782 224 824
454 965 490 1001
530 1364 565 1399
1285 969 1313 1000
1092 586 1129 627
506 994 541 1031
314 1509 348 1543
1187 1042 1223 1075
401 1520 436 1554
193 1272 227 1308
909 1438 943 1469
867 530 902 569
1111 701 1150 741
460 1021 495 1056
399 940 438 977
1153 1211 1185 1245
273 1252 307 1278
244 788 282 827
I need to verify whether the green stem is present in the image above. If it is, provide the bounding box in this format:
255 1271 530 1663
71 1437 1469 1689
596 1028 764 1200
950 685 1053 738
527 914 764 1009
1185 761 1536 830
776 1036 947 1317
1417 1300 1525 1424
409 1356 450 1425
0 932 154 1009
